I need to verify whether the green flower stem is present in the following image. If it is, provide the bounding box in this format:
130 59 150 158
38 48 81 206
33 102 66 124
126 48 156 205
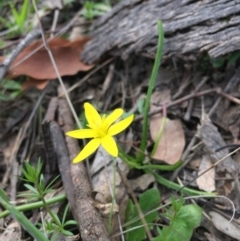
161 210 178 241
149 171 216 196
0 194 66 218
137 161 182 171
35 183 62 227
137 20 164 163
119 148 214 196
118 147 182 171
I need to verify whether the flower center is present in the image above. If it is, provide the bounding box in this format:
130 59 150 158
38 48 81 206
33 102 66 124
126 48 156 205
97 127 107 138
93 115 109 138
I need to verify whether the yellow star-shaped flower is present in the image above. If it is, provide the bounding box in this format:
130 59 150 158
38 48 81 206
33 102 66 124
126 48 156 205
66 102 134 163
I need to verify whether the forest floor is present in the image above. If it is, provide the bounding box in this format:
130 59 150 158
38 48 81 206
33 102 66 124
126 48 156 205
0 1 240 241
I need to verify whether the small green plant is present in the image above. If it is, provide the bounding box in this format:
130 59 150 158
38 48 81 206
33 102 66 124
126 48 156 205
154 197 202 241
18 159 78 240
0 157 82 240
42 204 78 240
0 188 49 241
125 190 202 241
0 79 22 101
0 0 33 36
211 51 240 68
125 188 160 241
82 1 111 20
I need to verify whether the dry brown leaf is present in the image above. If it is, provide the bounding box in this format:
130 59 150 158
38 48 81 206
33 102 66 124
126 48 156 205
196 155 215 192
149 89 185 164
129 173 155 191
1 37 93 89
150 118 185 164
22 78 49 90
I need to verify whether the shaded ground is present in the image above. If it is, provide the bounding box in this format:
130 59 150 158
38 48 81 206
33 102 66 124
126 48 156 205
1 1 240 241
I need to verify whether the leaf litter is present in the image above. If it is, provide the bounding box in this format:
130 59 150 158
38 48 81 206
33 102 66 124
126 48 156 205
1 2 240 241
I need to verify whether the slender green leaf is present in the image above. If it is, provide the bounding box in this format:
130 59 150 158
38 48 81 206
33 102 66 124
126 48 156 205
2 80 22 90
24 184 39 194
63 220 78 226
62 203 69 224
151 170 216 196
137 21 164 163
61 230 74 236
0 194 66 218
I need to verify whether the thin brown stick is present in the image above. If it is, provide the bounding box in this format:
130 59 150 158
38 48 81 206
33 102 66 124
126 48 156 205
134 87 240 122
43 97 58 122
134 88 216 122
49 121 78 221
170 147 240 197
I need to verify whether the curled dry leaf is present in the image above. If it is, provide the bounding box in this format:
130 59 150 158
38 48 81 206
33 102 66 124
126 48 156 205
196 155 215 192
0 37 93 89
93 201 119 217
210 211 240 239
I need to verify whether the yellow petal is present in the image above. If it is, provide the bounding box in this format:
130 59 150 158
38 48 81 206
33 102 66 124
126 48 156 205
84 102 102 129
66 129 97 139
103 108 124 130
73 138 101 163
108 114 134 136
101 135 118 157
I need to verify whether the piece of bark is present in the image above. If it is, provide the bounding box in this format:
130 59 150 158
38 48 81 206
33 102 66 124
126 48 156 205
197 115 238 174
81 0 240 63
47 121 77 222
57 89 109 241
43 97 58 122
42 122 59 185
0 29 41 81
